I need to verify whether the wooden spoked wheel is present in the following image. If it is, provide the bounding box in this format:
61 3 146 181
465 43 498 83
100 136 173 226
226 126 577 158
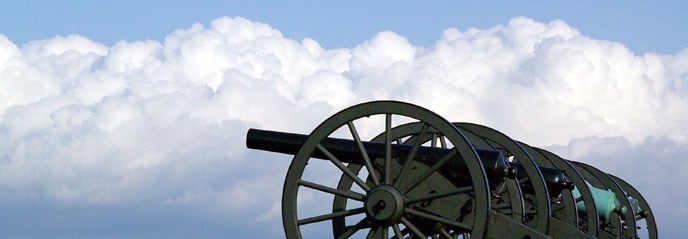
607 174 657 239
282 101 491 239
455 123 552 234
534 148 601 236
334 122 523 238
572 162 638 238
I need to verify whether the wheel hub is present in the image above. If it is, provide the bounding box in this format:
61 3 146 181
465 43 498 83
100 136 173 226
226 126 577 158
365 185 405 223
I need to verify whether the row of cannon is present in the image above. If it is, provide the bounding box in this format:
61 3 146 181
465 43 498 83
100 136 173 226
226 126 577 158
246 101 656 238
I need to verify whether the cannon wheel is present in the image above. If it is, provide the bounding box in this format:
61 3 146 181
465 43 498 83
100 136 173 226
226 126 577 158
608 174 658 239
455 123 553 234
282 101 491 238
572 162 637 238
535 148 601 236
512 145 578 228
333 121 525 238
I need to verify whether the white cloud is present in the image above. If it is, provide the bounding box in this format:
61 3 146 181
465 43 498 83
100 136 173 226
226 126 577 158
0 16 686 237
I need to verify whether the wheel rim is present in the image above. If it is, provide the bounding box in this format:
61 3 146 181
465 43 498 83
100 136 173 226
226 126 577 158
455 123 552 234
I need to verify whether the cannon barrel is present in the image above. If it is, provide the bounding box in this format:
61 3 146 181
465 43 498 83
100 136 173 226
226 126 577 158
247 128 572 195
512 162 574 197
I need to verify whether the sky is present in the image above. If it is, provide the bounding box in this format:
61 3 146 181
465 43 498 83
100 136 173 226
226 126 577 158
1 1 687 238
2 1 687 54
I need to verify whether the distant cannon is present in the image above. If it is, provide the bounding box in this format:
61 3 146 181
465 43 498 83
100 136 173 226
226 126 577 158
246 101 656 238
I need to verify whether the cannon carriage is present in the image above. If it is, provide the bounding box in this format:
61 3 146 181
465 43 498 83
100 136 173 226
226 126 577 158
246 101 656 238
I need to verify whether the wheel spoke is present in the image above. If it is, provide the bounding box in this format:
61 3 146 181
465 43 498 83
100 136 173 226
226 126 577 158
401 216 428 238
439 228 453 239
406 208 473 232
402 150 458 194
348 121 381 186
385 113 392 185
406 186 473 204
439 136 447 148
381 226 389 239
431 133 438 147
551 203 566 213
298 207 365 226
298 179 365 201
317 144 371 192
336 217 371 239
493 203 511 210
392 223 403 239
394 123 429 188
366 226 379 239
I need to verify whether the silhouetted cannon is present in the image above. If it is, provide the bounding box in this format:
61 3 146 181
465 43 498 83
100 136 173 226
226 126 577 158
247 128 573 195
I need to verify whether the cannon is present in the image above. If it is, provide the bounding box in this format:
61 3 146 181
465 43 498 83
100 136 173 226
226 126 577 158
246 101 656 238
247 128 573 194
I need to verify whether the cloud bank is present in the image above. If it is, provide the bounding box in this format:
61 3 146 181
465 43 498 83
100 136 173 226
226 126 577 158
1 16 686 237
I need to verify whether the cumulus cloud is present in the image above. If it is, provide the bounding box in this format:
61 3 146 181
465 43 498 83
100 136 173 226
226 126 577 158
0 16 686 237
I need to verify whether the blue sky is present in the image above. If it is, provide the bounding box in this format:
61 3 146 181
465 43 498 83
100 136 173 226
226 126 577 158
1 1 687 238
2 1 686 54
